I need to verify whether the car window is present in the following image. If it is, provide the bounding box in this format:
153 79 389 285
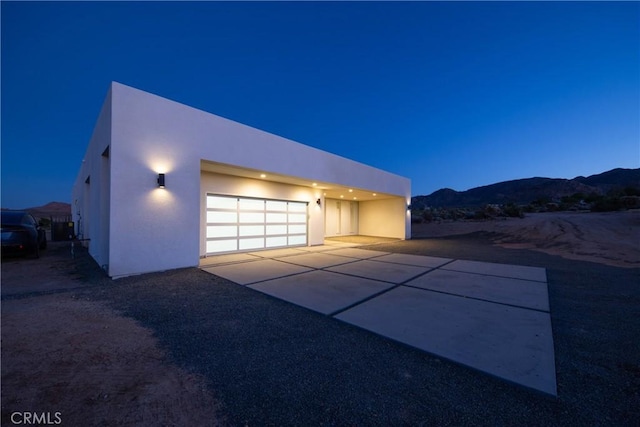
22 215 36 226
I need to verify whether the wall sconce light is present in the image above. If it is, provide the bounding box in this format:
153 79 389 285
157 173 166 188
407 203 412 210
316 198 322 207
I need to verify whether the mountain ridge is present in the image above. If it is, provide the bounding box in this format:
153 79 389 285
412 168 640 209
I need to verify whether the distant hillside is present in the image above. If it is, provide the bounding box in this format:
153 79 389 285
1 201 73 219
412 168 640 209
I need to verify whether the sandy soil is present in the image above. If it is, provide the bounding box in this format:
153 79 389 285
412 211 640 268
1 244 224 426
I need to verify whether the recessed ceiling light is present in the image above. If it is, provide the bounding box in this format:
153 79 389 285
353 197 357 200
373 193 377 196
348 189 353 192
340 195 344 198
312 182 317 186
260 174 266 178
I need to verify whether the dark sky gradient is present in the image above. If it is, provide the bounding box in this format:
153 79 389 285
2 1 638 208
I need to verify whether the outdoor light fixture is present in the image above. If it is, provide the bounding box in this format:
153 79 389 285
317 198 321 206
157 173 166 188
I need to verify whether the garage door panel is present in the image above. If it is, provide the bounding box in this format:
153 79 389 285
288 202 307 212
239 198 265 210
239 238 265 251
207 196 237 209
207 225 237 238
266 225 287 235
239 212 264 223
288 213 306 223
207 239 237 253
288 224 306 234
288 235 306 245
266 200 287 211
239 225 264 236
206 194 308 255
266 212 287 222
266 236 287 247
207 211 237 223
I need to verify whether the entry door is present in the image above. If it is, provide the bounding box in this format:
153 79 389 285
205 195 308 254
324 199 358 237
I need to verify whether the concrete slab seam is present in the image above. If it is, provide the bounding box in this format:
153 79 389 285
398 282 551 314
316 250 390 261
393 259 458 286
275 256 363 270
322 263 450 317
313 269 403 287
243 269 313 287
440 266 548 283
250 254 300 260
238 268 314 286
328 285 402 317
199 258 261 268
199 253 263 267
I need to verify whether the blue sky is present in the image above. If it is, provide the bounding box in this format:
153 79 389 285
2 1 638 209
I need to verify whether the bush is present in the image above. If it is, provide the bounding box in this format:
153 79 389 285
503 203 524 218
591 197 623 212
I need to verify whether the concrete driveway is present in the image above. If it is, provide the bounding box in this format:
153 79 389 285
201 240 556 396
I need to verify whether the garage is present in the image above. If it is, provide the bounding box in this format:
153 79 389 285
73 83 410 278
205 194 308 254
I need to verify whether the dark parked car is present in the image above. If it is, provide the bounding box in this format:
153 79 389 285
1 211 47 258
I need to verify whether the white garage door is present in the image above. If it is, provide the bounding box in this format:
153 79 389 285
205 194 308 254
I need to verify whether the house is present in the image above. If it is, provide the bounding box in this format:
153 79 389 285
72 82 411 278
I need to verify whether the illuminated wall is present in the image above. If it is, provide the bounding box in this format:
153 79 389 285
72 82 411 278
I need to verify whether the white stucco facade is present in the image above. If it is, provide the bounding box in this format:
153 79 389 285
72 82 411 278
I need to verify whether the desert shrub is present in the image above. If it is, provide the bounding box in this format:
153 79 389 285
503 203 524 218
591 197 623 212
623 186 640 197
532 197 550 207
36 217 51 227
584 192 601 203
473 209 489 220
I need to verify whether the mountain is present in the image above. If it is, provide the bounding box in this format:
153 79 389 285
412 168 640 209
2 201 73 219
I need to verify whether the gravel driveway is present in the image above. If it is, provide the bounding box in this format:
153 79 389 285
3 231 639 425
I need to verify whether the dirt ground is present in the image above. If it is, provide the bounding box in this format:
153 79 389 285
413 210 640 268
1 210 638 425
1 243 224 426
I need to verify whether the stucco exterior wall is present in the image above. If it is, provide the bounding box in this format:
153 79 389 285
358 198 408 239
71 88 112 270
74 82 411 278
